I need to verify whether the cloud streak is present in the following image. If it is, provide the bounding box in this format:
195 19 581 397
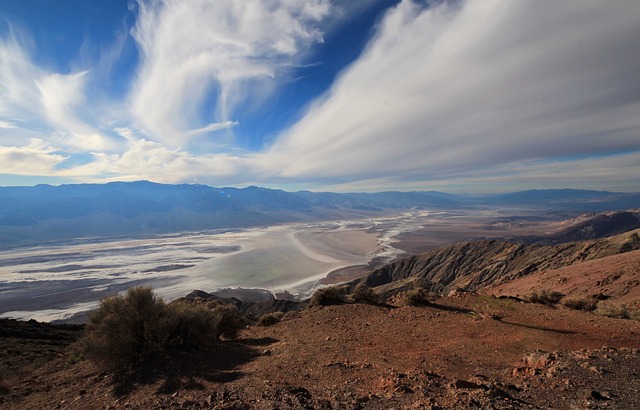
0 0 639 192
129 0 331 146
261 0 640 191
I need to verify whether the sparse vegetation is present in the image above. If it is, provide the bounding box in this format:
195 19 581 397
527 290 565 306
258 312 284 326
309 285 348 307
404 287 429 306
351 283 379 305
596 303 634 320
76 286 245 372
563 298 597 312
211 304 247 339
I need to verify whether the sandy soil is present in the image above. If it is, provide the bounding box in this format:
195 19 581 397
486 249 640 305
3 293 640 409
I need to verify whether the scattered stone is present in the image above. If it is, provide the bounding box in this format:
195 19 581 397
451 379 487 390
590 390 612 400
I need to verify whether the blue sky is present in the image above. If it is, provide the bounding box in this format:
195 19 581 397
0 0 639 192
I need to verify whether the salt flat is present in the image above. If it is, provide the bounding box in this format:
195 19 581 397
0 208 562 322
0 211 437 322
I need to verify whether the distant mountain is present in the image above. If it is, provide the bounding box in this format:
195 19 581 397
473 189 640 211
1 181 639 248
292 190 462 210
0 181 319 248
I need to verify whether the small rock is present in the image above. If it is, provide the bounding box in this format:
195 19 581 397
451 379 486 390
395 384 414 394
590 390 611 400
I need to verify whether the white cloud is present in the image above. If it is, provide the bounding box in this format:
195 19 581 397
129 0 331 146
0 139 67 174
0 31 118 152
60 128 254 184
259 0 640 190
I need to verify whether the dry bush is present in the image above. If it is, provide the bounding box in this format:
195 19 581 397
77 286 171 370
76 286 240 372
595 303 640 320
257 312 284 327
404 288 428 306
563 298 597 312
309 286 348 307
528 290 564 306
165 300 219 348
351 283 379 305
211 304 247 339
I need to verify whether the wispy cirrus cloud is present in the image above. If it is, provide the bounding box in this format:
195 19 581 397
1 0 639 192
129 0 331 147
260 0 640 190
0 28 117 153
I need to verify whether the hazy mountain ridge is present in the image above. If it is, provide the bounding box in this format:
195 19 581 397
1 181 640 248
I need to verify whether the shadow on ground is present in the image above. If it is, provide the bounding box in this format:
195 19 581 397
111 336 278 398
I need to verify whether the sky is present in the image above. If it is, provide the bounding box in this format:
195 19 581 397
0 0 639 193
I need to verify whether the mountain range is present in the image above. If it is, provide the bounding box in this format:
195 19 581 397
1 181 640 248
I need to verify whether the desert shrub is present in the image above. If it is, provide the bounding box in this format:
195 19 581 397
528 290 564 306
351 283 379 305
598 304 631 320
77 286 231 371
165 300 219 348
257 312 284 327
77 286 171 370
404 288 428 306
211 304 247 339
563 298 597 312
309 286 348 307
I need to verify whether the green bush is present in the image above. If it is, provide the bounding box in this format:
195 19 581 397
257 312 284 327
528 290 564 306
309 286 347 307
351 283 379 305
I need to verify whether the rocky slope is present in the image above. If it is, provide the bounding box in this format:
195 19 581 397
2 294 640 409
364 228 640 298
522 209 640 245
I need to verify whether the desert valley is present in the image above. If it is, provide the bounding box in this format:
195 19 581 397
2 0 640 408
1 183 640 409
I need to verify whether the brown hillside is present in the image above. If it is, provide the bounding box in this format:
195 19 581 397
485 249 640 305
365 229 640 297
2 294 640 409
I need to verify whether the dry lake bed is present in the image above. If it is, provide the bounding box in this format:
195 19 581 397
0 209 561 322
